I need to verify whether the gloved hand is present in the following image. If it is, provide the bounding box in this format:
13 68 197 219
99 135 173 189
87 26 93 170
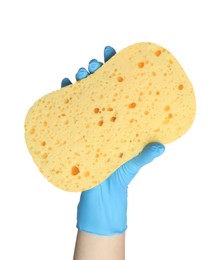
77 143 164 236
61 46 165 236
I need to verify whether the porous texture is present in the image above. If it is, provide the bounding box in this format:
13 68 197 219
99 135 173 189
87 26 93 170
24 42 196 192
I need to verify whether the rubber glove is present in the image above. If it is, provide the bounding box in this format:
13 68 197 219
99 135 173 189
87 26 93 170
77 143 165 236
61 46 165 236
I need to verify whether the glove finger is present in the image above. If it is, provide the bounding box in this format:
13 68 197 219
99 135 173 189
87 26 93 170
88 59 103 73
61 77 72 88
104 46 116 62
75 67 90 81
117 142 165 186
129 142 165 171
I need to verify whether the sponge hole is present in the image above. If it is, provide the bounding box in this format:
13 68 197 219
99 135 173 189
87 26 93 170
119 153 124 158
41 141 46 146
128 102 136 109
94 108 100 113
71 166 80 176
110 116 116 122
137 62 144 68
98 120 103 126
117 76 124 82
178 84 184 90
164 105 170 111
155 50 162 56
41 153 48 159
30 127 35 134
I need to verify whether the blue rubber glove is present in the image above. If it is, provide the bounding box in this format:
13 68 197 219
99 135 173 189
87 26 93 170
77 143 165 236
61 46 165 236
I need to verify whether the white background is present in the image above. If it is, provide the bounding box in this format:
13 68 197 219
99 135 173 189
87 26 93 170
0 0 214 259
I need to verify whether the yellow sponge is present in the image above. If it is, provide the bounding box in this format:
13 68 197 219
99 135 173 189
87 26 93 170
24 42 196 192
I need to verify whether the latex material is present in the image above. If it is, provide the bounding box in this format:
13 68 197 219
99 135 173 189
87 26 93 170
104 46 116 62
77 143 165 236
61 77 72 88
88 59 103 73
61 46 117 87
75 67 89 81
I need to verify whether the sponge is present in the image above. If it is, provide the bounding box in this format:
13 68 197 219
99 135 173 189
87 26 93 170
24 42 196 192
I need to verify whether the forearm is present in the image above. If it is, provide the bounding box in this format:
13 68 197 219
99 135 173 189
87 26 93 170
73 231 125 260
